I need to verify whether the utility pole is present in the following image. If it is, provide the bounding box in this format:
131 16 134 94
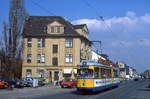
91 40 102 54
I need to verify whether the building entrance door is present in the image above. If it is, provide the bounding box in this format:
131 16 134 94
49 71 52 83
54 71 59 81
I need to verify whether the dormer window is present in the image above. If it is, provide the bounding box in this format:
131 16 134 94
51 26 60 33
47 21 64 34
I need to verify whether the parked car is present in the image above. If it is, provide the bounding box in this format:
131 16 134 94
2 78 24 88
133 78 139 81
14 79 24 88
22 77 33 87
60 79 77 88
0 80 8 89
38 79 45 86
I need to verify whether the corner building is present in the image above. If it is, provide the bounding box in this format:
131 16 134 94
22 16 91 83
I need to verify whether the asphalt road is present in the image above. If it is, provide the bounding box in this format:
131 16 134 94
0 79 150 99
29 79 150 99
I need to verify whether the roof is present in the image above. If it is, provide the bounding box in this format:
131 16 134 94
78 60 103 66
78 60 119 69
23 16 89 41
73 24 86 29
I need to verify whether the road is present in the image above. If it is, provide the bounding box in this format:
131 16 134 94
0 79 150 99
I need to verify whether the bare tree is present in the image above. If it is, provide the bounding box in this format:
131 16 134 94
9 0 27 58
0 0 27 78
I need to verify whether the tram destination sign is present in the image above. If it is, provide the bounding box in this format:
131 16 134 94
80 61 89 68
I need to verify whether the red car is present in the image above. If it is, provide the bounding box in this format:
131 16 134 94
60 79 77 88
0 81 8 89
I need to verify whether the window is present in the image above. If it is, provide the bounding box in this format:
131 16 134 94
114 69 119 78
101 68 111 78
65 39 73 48
42 38 45 47
77 69 93 77
52 57 58 66
94 68 100 78
27 38 32 47
37 53 45 63
37 69 44 77
27 54 32 63
53 45 58 53
37 38 45 48
65 54 73 63
51 26 60 33
26 69 32 77
101 68 105 78
41 54 45 63
37 54 41 63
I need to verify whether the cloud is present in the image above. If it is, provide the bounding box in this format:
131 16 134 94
72 11 150 45
138 39 150 46
72 11 150 73
72 19 106 31
72 11 150 28
126 11 136 18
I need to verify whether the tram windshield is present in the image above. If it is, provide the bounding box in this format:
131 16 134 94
77 69 93 77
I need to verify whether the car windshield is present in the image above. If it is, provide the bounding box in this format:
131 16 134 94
77 69 93 77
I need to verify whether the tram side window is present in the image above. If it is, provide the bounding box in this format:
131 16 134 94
101 68 111 78
114 70 119 78
101 68 105 78
106 69 111 78
94 68 100 78
77 69 93 77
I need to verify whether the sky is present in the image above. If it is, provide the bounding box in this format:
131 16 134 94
0 0 150 73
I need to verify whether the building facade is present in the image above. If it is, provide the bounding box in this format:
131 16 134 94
117 62 127 80
22 16 91 83
118 62 139 80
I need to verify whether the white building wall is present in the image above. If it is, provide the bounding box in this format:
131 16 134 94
91 51 106 62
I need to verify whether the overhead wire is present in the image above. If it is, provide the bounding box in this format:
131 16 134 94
81 0 131 62
30 0 56 16
81 0 123 45
29 0 76 22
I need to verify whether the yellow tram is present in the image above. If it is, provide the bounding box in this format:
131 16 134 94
76 60 120 92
